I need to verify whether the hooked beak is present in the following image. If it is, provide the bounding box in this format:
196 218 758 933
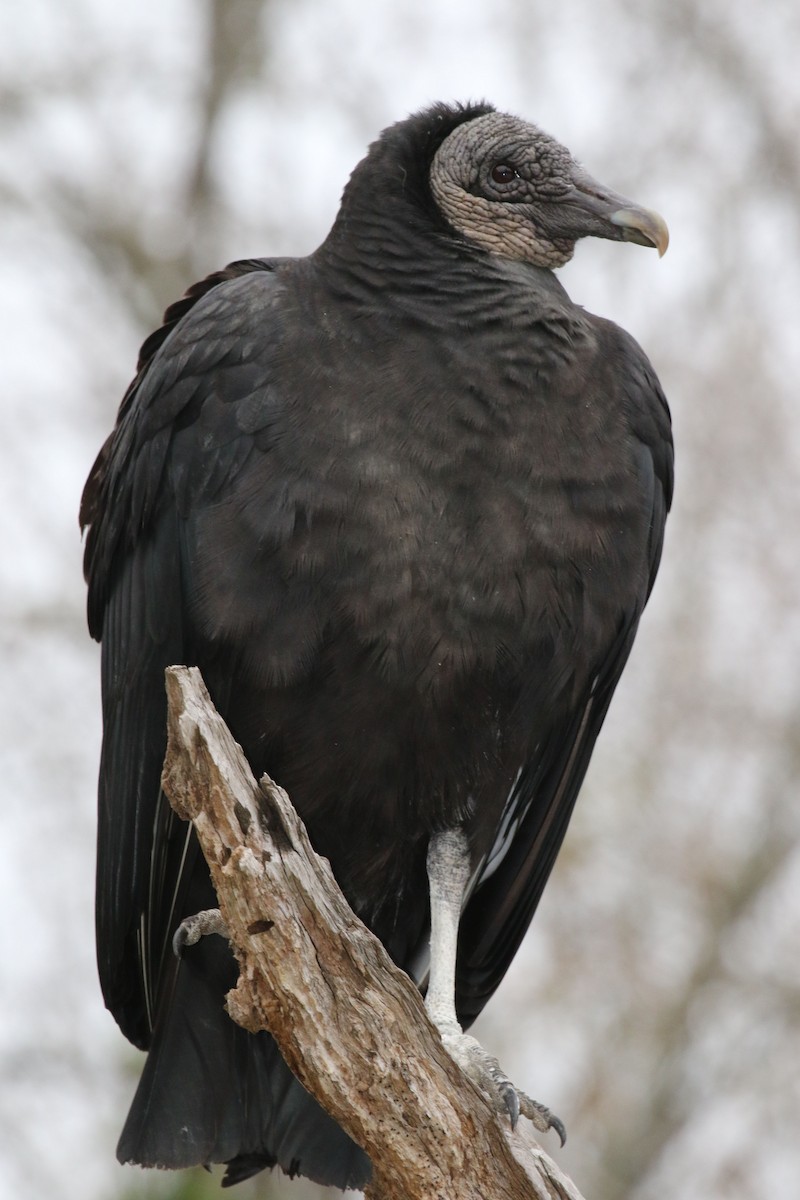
608 206 669 257
568 166 669 257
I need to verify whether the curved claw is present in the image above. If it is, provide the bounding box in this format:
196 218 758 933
550 1112 567 1148
500 1081 521 1129
172 924 190 958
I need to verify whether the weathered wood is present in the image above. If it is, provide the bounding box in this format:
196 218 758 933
161 665 586 1200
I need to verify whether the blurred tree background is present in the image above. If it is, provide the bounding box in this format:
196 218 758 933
1 1 799 1198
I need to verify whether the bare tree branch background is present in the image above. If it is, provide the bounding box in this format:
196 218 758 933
1 2 798 1199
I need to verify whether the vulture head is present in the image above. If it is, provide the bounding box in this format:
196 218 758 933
429 109 669 268
334 102 668 271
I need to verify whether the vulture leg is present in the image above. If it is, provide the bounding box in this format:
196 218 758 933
172 907 228 957
425 829 471 1038
425 829 566 1144
170 837 565 1141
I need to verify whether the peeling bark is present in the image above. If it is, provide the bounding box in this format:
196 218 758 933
161 665 586 1200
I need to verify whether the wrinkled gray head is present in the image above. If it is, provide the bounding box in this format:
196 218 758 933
430 111 668 269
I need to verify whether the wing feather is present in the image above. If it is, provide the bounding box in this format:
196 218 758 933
84 262 283 1043
456 337 673 1027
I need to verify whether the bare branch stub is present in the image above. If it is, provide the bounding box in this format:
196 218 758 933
161 664 586 1200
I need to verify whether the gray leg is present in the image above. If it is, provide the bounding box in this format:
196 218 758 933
425 828 471 1036
425 829 566 1144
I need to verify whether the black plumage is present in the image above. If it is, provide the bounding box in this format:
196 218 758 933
82 101 672 1189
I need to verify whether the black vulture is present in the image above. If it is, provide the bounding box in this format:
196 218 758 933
81 101 673 1190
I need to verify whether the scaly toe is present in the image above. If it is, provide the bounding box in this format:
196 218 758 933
518 1092 567 1145
440 1032 565 1143
172 908 229 957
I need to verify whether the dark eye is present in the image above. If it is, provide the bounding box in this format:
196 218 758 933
491 163 517 185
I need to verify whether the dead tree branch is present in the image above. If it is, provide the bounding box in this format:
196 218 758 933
161 665 585 1200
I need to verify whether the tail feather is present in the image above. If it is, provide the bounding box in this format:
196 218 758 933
117 938 370 1190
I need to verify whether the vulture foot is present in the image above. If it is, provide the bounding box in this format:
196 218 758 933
440 1031 566 1144
172 907 229 957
